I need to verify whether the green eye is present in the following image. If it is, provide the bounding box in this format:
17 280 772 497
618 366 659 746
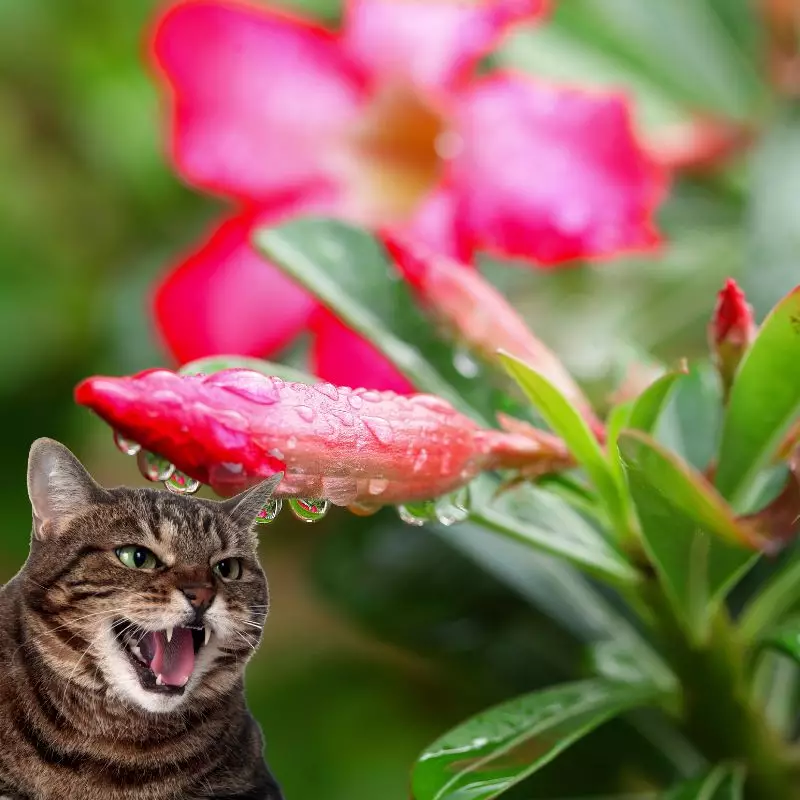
116 546 159 570
213 558 243 581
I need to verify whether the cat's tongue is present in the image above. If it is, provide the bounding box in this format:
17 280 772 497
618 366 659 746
147 629 195 687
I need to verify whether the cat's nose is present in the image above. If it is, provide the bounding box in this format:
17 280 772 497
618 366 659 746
180 584 216 612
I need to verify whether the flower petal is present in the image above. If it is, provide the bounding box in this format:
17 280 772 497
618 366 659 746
398 184 471 260
450 75 665 264
311 309 415 394
154 204 320 365
342 0 546 92
152 0 366 200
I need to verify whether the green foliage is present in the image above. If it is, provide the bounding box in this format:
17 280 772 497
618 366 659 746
411 679 662 800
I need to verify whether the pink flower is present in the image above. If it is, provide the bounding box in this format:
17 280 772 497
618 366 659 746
75 368 572 506
152 0 664 388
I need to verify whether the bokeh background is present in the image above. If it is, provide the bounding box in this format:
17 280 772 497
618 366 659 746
1 1 798 797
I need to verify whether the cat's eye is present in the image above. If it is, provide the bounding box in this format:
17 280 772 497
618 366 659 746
213 558 243 581
116 546 159 570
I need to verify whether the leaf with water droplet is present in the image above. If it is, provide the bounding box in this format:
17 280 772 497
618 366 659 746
396 501 437 527
434 488 470 526
412 678 662 800
289 497 330 523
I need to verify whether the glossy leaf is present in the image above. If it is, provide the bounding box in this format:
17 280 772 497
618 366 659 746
622 432 756 639
470 505 639 588
412 679 660 800
628 370 684 434
740 553 800 640
256 218 520 426
620 431 756 549
665 765 745 799
499 352 630 538
715 286 800 511
178 355 315 384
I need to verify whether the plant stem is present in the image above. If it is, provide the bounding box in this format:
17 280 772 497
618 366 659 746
645 586 798 800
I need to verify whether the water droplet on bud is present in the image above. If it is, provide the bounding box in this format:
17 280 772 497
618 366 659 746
137 450 175 482
368 478 389 496
434 487 470 526
289 498 330 523
164 471 201 495
255 498 282 525
396 501 436 527
113 431 141 456
348 501 381 517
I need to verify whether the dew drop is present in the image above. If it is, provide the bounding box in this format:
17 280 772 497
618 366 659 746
361 390 382 403
269 448 285 460
286 436 298 450
368 478 389 496
413 449 429 473
296 405 315 423
348 501 382 517
114 431 141 456
315 382 339 401
453 347 480 379
434 487 470 527
137 450 175 482
164 471 201 495
255 497 282 525
348 394 364 409
289 497 330 523
396 501 436 527
362 416 394 445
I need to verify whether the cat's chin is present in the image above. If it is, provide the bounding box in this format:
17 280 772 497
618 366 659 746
102 619 213 713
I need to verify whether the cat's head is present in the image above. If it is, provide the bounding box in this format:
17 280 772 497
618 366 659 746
22 438 280 714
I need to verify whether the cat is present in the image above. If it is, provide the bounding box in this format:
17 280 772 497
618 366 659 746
0 438 286 800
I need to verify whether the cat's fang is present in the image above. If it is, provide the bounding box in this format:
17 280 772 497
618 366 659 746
204 627 211 646
165 626 174 643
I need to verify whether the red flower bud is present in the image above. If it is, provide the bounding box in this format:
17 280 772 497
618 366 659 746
709 278 757 399
384 234 604 437
75 368 568 507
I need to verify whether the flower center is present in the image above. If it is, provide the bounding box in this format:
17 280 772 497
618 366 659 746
343 85 450 224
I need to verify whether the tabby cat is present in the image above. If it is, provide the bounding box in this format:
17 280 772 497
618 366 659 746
0 438 285 799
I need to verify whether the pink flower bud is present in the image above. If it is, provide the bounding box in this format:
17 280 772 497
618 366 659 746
75 368 571 507
709 278 757 398
384 234 604 437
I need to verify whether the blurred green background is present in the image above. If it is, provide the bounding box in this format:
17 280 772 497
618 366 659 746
1 0 798 797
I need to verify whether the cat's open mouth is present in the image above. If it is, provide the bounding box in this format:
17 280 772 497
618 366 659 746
112 619 210 695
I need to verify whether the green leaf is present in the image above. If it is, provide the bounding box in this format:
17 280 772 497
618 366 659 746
469 505 639 588
761 618 800 664
178 355 316 384
255 218 518 426
665 765 745 800
715 286 800 511
411 679 660 800
620 431 754 549
740 553 800 640
499 351 631 539
621 432 756 639
629 371 685 434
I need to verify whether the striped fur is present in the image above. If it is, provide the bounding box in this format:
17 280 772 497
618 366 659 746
0 440 284 799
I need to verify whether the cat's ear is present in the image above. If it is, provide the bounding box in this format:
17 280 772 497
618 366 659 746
27 438 108 539
220 473 284 530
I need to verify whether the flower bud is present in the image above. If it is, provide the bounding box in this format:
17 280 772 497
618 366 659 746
709 278 756 399
76 368 574 507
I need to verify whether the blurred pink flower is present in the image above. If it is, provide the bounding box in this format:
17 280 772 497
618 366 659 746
151 0 664 389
